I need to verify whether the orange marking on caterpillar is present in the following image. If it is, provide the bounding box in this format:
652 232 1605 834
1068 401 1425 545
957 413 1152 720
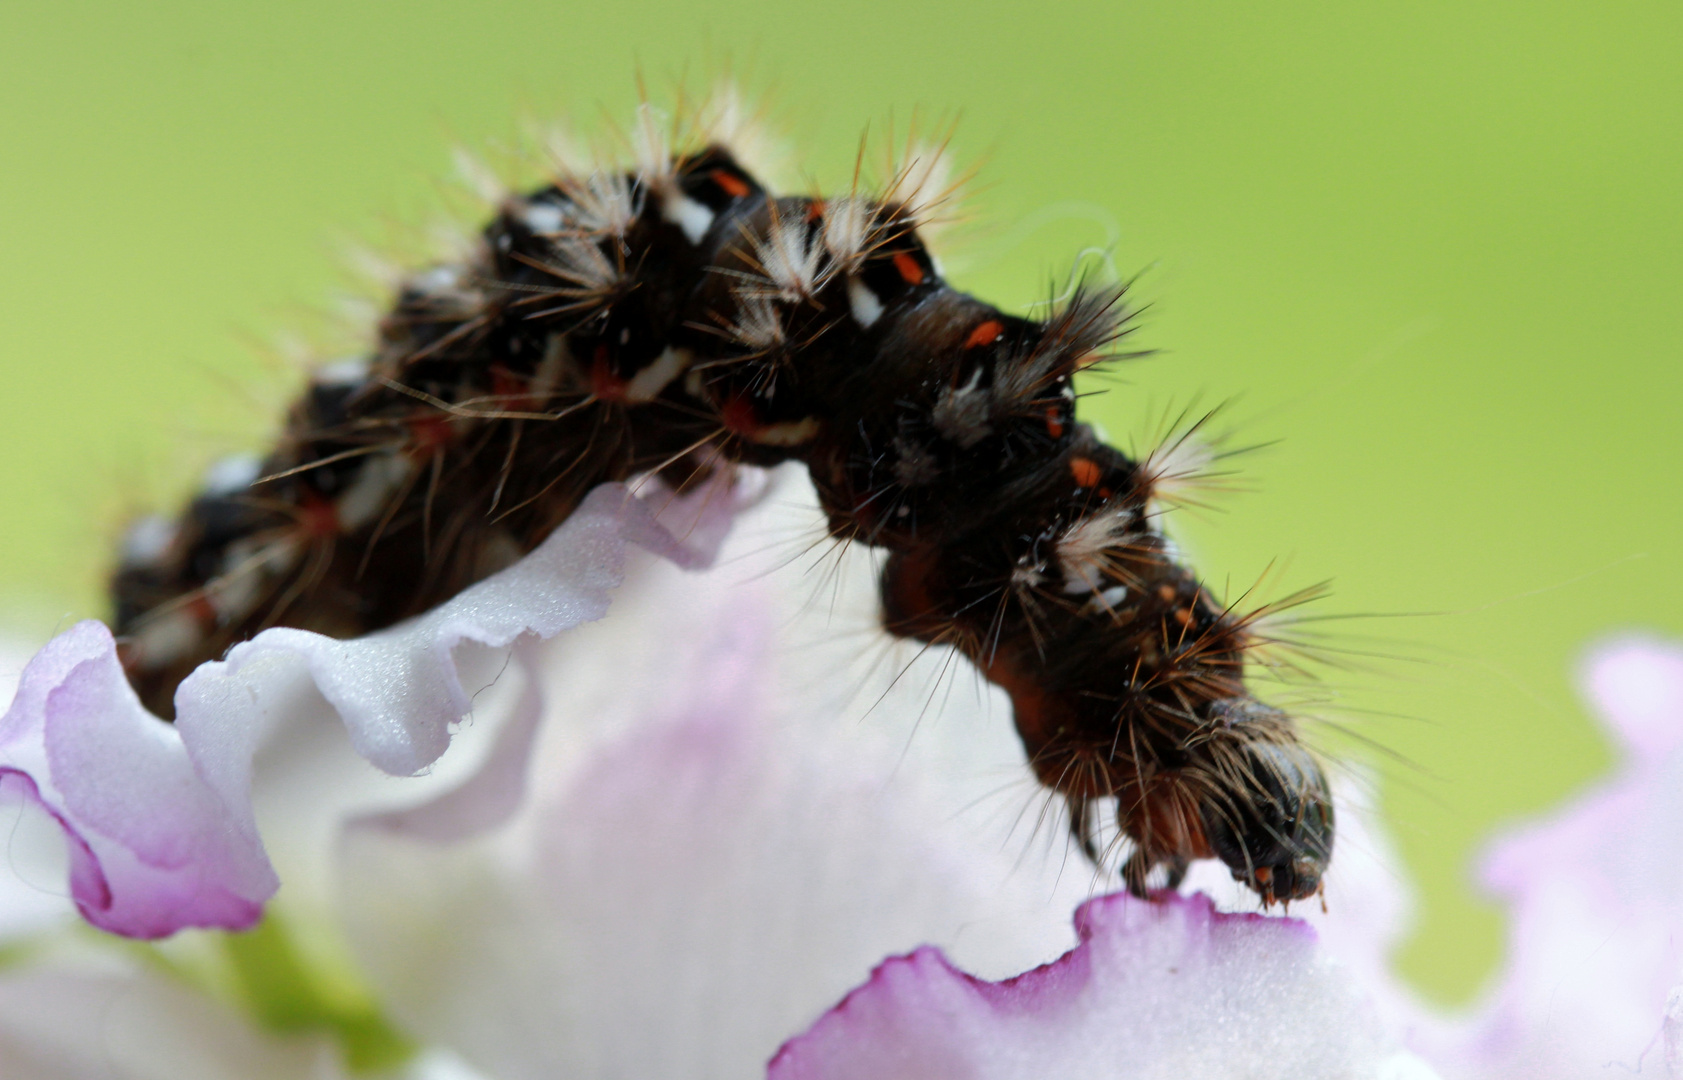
297 494 340 539
186 594 218 626
490 363 535 411
966 320 1004 349
591 344 628 402
1069 456 1103 488
406 413 455 456
719 394 819 446
719 394 763 438
892 252 925 285
710 169 751 198
1044 405 1066 439
806 199 826 222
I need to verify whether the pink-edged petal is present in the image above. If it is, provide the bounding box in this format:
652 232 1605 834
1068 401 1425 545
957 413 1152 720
1445 636 1683 1078
0 475 740 939
183 477 738 779
0 621 269 937
770 891 1436 1080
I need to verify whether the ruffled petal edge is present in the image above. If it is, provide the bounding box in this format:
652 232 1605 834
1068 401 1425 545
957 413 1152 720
0 475 739 938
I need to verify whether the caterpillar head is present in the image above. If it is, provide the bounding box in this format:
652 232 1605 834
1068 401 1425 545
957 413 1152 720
1196 718 1335 905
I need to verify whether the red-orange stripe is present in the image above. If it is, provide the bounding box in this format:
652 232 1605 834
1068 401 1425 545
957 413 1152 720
966 320 1004 349
711 169 751 198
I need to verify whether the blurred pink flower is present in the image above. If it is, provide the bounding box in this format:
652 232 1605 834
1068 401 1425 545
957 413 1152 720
1411 636 1683 1078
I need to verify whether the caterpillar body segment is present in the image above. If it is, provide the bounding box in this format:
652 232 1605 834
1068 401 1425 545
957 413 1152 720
111 120 1332 905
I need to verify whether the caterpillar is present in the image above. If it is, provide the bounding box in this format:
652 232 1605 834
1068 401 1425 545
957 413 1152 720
108 95 1333 906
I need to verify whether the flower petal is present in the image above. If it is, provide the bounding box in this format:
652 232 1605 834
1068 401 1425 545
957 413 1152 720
770 892 1437 1080
0 620 269 938
1446 636 1683 1077
0 475 740 938
1582 635 1683 760
332 476 1439 1079
333 493 1102 1078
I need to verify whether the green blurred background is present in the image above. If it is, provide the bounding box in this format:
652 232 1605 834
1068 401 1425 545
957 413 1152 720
1 1 1678 1004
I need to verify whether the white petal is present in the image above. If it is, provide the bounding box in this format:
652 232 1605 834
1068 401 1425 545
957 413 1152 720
0 474 741 938
336 472 1096 1078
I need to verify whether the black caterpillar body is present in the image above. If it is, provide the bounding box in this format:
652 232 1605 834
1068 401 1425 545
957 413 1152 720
110 104 1333 905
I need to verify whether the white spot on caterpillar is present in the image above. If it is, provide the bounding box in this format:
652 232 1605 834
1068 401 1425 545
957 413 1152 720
625 346 691 403
663 193 715 244
847 277 884 328
206 573 260 624
401 261 488 320
1057 509 1137 595
120 515 177 568
206 536 296 624
750 417 821 446
1083 584 1131 614
931 368 993 449
1011 563 1046 589
532 334 567 402
336 452 413 532
520 200 565 234
312 357 370 387
129 609 202 669
412 266 462 296
203 455 261 497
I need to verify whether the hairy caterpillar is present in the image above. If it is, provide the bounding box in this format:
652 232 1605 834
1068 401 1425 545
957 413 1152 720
109 94 1333 906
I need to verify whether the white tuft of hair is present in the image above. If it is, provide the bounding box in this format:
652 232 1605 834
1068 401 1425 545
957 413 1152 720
754 211 826 300
881 134 967 239
1055 509 1137 595
565 171 641 237
1141 433 1219 507
451 147 510 206
694 81 788 186
821 196 876 273
542 236 621 291
727 294 787 351
632 103 674 192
